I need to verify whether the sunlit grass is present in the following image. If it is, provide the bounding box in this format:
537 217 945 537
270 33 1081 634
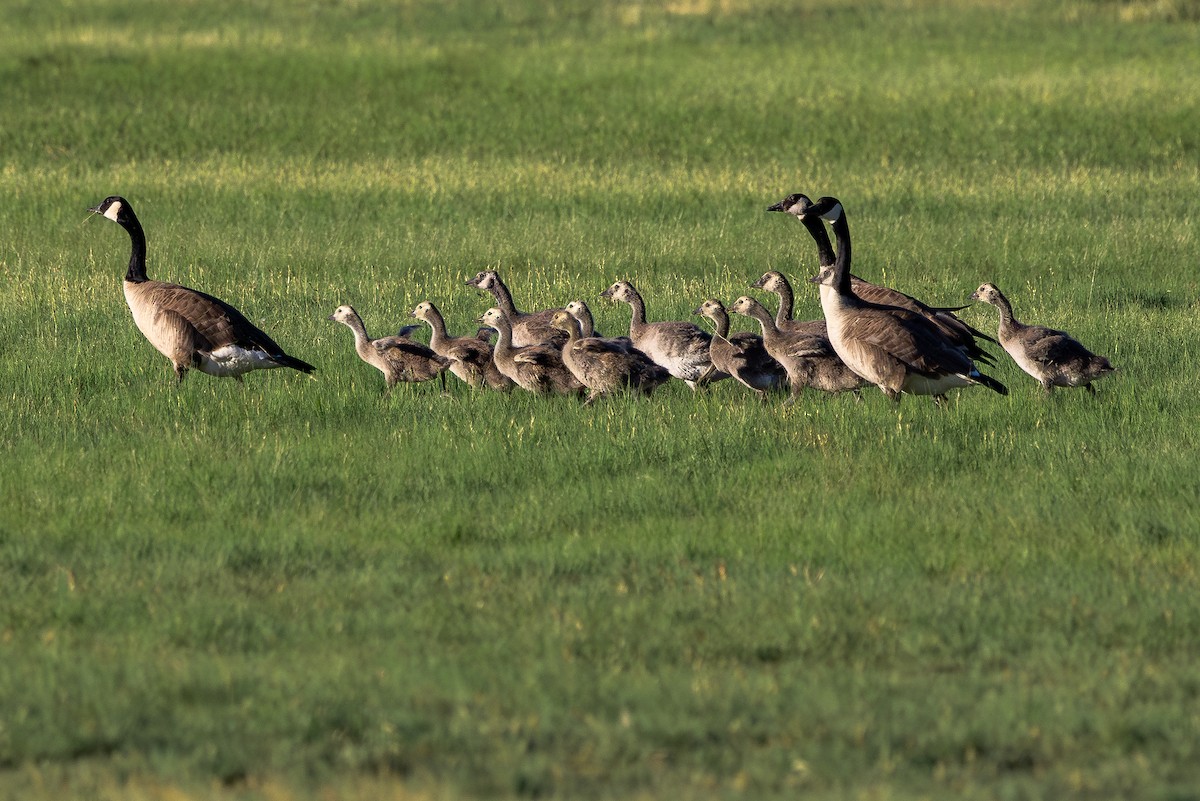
2 0 1200 799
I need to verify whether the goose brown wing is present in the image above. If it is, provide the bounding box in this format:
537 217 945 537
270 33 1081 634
152 308 205 365
850 278 997 349
573 337 630 356
145 282 286 355
841 308 973 376
1023 327 1093 366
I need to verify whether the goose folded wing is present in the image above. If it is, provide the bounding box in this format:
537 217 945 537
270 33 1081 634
780 333 837 359
512 346 562 367
150 283 289 356
573 338 629 356
840 310 974 376
1025 328 1091 366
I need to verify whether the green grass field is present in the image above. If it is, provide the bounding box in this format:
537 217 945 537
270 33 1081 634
3 1 1200 799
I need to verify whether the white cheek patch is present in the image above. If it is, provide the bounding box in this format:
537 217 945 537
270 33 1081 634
103 200 123 222
820 203 844 223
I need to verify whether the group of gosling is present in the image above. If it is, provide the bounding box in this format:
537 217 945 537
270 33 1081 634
89 193 1115 406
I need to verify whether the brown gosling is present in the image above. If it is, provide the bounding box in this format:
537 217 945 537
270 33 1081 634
89 196 315 385
477 308 584 397
729 295 866 403
410 301 514 392
465 269 567 348
768 192 998 367
693 299 787 401
329 305 449 391
599 280 726 391
549 310 669 404
749 271 829 338
800 196 1007 405
565 299 635 351
970 283 1115 396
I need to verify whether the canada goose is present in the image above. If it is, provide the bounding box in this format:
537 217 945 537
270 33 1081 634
477 308 584 396
970 283 1115 395
728 295 867 401
549 310 669 404
88 196 315 384
329 305 449 391
565 299 635 351
801 197 1007 405
599 280 726 390
749 271 828 337
465 270 567 348
410 301 514 391
693 299 787 400
768 193 997 366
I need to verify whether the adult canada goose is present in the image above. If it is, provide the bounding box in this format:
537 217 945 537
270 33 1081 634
565 299 635 351
549 310 669 404
970 283 1115 396
728 296 866 401
410 301 514 391
328 305 449 391
88 196 315 384
465 270 567 348
477 308 584 397
599 280 726 390
693 299 787 400
767 193 997 366
801 196 1007 405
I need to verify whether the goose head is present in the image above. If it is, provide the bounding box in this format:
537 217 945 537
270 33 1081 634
729 296 764 319
752 271 787 292
410 300 436 322
970 283 1004 306
600 280 637 304
804 196 845 223
466 270 499 291
476 307 509 330
809 265 837 287
766 193 814 217
693 298 726 320
327 304 360 325
88 196 134 226
565 300 590 320
549 310 581 336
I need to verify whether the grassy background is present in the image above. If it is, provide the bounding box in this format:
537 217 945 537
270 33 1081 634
2 1 1200 799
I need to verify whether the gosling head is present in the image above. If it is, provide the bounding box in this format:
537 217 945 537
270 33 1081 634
549 310 580 336
477 307 508 329
466 270 499 291
808 265 837 287
970 283 1004 306
410 301 436 322
752 271 787 292
327 304 359 325
600 280 637 304
728 296 762 318
693 298 726 319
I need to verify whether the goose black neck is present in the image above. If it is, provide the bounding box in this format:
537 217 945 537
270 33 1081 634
122 214 149 283
827 212 853 297
800 215 837 268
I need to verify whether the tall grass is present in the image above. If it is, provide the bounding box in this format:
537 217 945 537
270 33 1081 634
2 1 1200 799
